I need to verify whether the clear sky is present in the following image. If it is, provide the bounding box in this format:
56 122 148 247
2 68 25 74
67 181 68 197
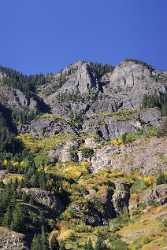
0 0 166 74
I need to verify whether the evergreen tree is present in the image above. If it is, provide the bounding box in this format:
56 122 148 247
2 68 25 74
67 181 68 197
31 234 41 250
94 237 107 250
41 225 49 250
2 205 12 227
59 241 66 250
85 238 94 250
11 204 25 232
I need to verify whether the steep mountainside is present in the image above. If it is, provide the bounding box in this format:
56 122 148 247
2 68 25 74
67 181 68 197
0 60 167 250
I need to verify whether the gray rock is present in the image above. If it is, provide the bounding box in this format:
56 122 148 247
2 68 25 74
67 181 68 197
26 118 74 137
83 115 140 140
139 108 161 127
22 188 64 214
0 86 38 112
144 184 167 205
112 181 130 215
38 60 167 118
0 227 27 250
48 140 79 163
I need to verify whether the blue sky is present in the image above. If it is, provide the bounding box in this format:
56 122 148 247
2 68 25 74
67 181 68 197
0 0 166 74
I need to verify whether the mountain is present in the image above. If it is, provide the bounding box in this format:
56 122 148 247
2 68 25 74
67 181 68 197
0 59 167 249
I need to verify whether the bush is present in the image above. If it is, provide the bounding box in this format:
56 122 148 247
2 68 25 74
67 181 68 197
156 173 167 185
108 235 128 250
81 148 94 159
84 238 94 250
131 179 147 193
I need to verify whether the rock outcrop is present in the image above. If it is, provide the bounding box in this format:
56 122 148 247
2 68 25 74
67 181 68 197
19 117 74 137
68 180 130 226
0 227 27 250
22 188 64 214
144 184 167 205
91 137 167 175
38 60 167 118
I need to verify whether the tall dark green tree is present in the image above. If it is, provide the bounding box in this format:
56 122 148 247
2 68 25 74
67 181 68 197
11 204 25 232
2 206 12 227
94 237 107 250
41 226 49 250
85 238 94 250
31 234 41 250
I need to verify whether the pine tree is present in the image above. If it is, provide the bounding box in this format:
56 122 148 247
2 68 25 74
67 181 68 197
31 234 41 250
11 204 25 232
2 205 12 227
41 225 49 250
85 238 94 250
59 241 66 250
94 237 106 250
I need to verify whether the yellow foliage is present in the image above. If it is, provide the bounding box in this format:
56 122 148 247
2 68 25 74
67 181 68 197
12 160 19 167
111 138 123 146
57 229 74 241
3 174 24 184
2 159 8 167
45 161 89 181
164 170 167 176
143 176 155 186
20 160 28 168
60 162 88 180
18 133 72 152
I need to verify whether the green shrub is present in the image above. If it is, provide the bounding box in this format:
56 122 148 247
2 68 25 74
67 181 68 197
94 236 107 250
156 173 167 185
84 238 94 250
131 179 147 193
81 148 94 159
108 235 128 250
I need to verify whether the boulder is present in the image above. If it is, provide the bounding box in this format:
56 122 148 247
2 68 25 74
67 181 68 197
144 184 167 205
48 140 79 163
0 227 27 250
112 181 130 215
139 108 161 127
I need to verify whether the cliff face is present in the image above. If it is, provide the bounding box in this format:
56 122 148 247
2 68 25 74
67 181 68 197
1 59 167 124
37 60 167 116
0 60 167 250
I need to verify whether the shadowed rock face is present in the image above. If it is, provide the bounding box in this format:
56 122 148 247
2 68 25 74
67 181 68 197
22 188 65 215
19 117 74 137
0 85 37 112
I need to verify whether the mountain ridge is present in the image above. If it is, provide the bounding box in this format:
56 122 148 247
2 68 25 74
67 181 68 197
0 59 167 249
